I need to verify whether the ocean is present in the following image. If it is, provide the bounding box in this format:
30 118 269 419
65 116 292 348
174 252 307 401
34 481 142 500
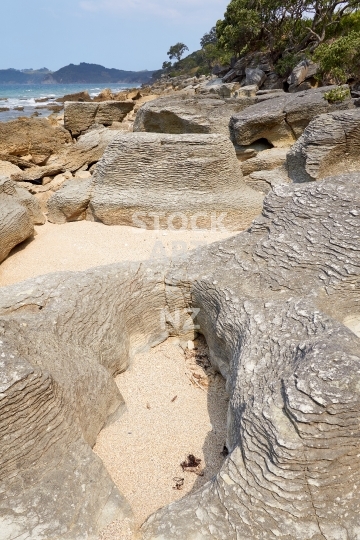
0 83 137 122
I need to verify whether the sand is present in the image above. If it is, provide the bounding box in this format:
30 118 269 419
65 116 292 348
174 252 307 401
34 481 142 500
0 221 232 538
95 337 228 538
0 221 235 287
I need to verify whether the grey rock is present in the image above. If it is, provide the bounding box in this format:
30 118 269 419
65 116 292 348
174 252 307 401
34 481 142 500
244 67 266 87
230 85 354 146
143 173 360 539
0 176 39 262
288 59 319 92
1 174 359 538
133 95 255 137
244 165 289 193
287 109 360 182
89 132 264 230
64 101 135 136
241 147 289 175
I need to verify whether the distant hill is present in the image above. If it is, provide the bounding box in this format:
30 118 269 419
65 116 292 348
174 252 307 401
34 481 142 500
0 63 157 84
45 63 156 84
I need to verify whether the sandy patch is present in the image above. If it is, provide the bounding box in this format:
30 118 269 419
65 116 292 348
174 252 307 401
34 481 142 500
0 221 235 287
95 336 228 538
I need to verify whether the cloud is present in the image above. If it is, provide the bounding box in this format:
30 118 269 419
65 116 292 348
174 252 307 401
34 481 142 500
79 0 227 22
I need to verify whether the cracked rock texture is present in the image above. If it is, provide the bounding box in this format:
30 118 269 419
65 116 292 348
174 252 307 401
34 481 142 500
64 101 135 136
0 176 44 262
230 86 354 147
133 95 254 137
87 132 264 230
0 173 359 539
287 109 360 183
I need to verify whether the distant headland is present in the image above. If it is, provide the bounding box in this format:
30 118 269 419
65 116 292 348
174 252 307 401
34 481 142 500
0 63 156 85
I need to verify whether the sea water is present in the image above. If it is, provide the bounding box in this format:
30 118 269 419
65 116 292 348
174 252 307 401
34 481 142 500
0 83 137 122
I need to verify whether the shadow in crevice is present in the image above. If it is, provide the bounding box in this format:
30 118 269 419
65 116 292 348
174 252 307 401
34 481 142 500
182 334 229 495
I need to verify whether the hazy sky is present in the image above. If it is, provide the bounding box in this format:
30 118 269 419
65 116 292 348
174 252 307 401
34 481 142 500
1 0 229 71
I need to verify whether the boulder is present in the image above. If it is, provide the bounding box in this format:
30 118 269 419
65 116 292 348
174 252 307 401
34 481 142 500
88 132 264 230
230 86 354 147
0 117 72 165
47 177 93 223
1 174 359 539
196 78 245 99
64 101 135 136
0 160 23 180
287 59 319 92
55 90 92 103
244 165 289 193
287 109 360 183
0 176 43 262
244 67 266 87
240 147 289 175
133 95 254 137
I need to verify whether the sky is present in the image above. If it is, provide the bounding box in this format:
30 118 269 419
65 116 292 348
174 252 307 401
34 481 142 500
0 0 229 72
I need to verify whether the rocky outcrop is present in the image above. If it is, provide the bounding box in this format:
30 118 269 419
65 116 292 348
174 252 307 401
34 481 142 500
287 109 360 183
88 132 263 230
64 101 135 136
0 117 71 166
133 95 255 136
244 165 289 193
287 59 319 92
1 174 359 539
0 160 23 180
18 127 123 182
143 173 360 539
0 176 44 262
47 177 93 223
230 86 354 147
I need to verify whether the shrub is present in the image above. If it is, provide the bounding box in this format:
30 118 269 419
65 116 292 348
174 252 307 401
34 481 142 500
323 86 351 103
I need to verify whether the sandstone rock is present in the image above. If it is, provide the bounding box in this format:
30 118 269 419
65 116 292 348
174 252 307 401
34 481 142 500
56 90 91 103
0 177 38 262
244 165 289 193
0 117 72 165
75 170 92 179
14 185 46 224
0 160 23 180
288 59 319 92
240 147 289 175
142 173 360 539
133 95 255 137
64 101 135 136
47 177 93 223
287 109 360 182
18 127 123 181
196 78 244 99
1 173 359 539
230 86 354 147
88 132 263 230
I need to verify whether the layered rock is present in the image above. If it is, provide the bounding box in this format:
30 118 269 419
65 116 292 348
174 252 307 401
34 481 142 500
0 117 71 166
287 109 360 183
87 132 263 230
133 95 255 136
64 101 135 136
143 173 360 539
0 176 44 262
230 86 354 147
1 173 359 539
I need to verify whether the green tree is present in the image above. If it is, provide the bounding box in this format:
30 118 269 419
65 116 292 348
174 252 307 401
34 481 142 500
167 43 189 62
162 61 172 70
216 0 360 59
314 30 360 83
200 27 218 48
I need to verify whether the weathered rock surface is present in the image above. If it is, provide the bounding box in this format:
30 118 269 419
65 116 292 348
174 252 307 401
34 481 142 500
143 173 360 539
240 147 289 175
133 95 255 136
230 86 354 147
1 174 359 539
64 101 135 136
18 127 123 182
287 109 360 183
0 176 44 262
244 165 289 193
88 132 263 230
0 160 23 180
47 177 93 223
0 117 72 165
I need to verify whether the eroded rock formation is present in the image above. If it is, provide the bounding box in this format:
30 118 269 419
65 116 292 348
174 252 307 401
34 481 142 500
64 101 135 136
0 173 359 539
